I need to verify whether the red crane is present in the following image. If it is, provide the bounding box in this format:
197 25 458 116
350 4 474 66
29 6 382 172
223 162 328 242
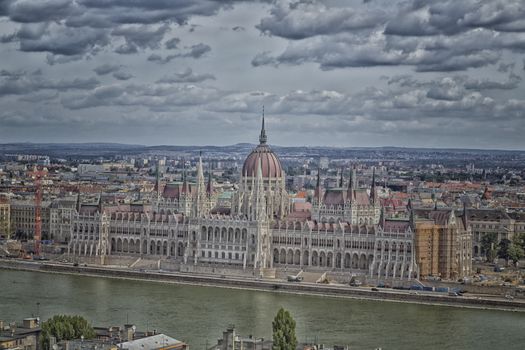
28 166 47 256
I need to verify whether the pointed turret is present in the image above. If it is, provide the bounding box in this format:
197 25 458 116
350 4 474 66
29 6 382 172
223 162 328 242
347 165 356 203
196 153 205 188
155 159 161 200
259 106 267 145
193 153 207 217
206 163 213 195
97 192 103 213
462 200 468 228
181 158 190 195
370 167 376 204
76 192 81 213
314 166 321 199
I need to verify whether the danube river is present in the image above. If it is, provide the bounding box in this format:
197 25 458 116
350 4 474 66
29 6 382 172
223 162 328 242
1 269 524 350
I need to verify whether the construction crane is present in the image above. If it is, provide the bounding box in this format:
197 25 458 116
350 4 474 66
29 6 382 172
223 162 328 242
28 166 47 256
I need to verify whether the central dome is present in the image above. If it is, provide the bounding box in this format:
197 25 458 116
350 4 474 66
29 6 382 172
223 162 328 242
241 115 283 178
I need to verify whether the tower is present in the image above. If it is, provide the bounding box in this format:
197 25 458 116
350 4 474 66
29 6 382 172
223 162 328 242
193 153 207 217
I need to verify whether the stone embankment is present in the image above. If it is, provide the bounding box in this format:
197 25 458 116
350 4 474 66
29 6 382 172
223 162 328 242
1 258 524 312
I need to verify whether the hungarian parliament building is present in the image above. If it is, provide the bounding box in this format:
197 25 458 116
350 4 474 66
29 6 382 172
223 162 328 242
62 119 472 281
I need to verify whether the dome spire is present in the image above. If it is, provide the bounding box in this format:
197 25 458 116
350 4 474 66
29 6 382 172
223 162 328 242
259 106 267 144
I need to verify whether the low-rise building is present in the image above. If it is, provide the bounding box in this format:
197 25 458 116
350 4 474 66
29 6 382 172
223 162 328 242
0 318 41 350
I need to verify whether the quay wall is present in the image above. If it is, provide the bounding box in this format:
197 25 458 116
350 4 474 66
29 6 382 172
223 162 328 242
1 259 523 312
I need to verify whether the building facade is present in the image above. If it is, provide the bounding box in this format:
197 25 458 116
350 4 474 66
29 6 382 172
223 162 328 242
0 197 10 239
412 208 472 280
61 119 421 280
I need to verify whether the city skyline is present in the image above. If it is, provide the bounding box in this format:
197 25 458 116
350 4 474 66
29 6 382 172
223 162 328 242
1 0 525 150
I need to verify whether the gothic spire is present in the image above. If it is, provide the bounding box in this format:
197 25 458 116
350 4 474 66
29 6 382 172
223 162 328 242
314 165 321 199
347 165 356 203
370 167 376 204
182 157 189 194
207 161 213 194
196 153 205 187
76 191 81 212
155 159 161 200
339 167 344 188
259 106 267 145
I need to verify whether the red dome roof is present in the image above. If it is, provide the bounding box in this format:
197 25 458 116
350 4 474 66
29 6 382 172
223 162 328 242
242 114 283 178
242 144 283 178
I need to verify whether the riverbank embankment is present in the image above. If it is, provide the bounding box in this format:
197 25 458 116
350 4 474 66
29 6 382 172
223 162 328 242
1 258 524 312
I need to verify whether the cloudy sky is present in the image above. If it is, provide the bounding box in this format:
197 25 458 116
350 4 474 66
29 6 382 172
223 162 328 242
1 0 525 149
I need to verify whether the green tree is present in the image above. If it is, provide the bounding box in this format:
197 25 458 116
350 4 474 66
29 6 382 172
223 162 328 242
514 233 525 251
480 233 497 262
272 308 297 350
40 315 96 350
497 238 512 265
508 242 524 266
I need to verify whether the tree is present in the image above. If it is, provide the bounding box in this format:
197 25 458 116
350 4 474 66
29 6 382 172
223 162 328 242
40 315 96 350
514 233 525 251
497 238 512 265
272 308 297 350
507 243 524 266
480 233 497 262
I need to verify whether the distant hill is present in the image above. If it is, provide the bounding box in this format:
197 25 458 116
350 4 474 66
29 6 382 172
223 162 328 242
0 142 523 160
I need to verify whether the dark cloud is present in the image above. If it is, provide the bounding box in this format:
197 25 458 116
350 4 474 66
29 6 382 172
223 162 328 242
115 43 138 54
0 69 99 96
165 37 180 49
147 43 211 63
156 68 215 83
94 64 121 75
147 53 177 64
61 82 224 110
45 53 85 65
69 0 234 26
7 0 75 23
256 1 387 39
464 73 522 91
251 51 277 67
18 25 109 56
254 0 525 72
112 71 133 80
232 26 245 32
497 62 515 73
184 43 211 58
18 90 59 102
3 0 236 27
112 24 170 53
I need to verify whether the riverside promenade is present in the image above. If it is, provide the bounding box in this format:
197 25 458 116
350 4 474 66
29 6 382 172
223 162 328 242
1 258 524 312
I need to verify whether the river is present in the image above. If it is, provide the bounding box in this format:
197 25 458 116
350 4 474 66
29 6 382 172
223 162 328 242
1 269 524 350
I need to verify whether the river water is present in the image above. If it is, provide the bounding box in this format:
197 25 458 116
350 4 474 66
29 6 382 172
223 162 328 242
1 269 524 350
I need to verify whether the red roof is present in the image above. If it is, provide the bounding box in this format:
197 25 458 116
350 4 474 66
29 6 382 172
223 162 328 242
242 144 283 178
